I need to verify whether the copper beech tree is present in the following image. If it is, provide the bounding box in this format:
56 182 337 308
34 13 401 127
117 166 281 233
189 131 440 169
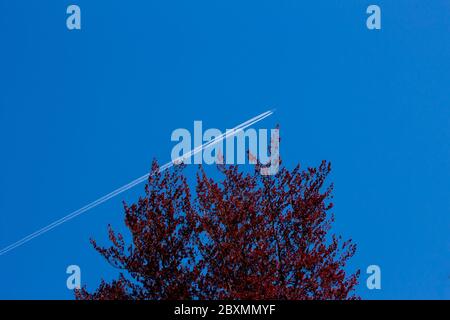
76 160 360 300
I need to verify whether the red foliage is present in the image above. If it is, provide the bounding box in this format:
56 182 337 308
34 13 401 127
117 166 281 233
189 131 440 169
76 160 359 300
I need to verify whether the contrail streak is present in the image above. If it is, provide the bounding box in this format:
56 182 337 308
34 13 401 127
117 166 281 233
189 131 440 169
0 110 274 256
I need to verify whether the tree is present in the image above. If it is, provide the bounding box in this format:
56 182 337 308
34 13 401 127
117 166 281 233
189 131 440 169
76 160 359 300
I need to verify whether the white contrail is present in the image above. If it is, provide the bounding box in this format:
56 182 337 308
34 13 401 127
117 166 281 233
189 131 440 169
0 110 274 256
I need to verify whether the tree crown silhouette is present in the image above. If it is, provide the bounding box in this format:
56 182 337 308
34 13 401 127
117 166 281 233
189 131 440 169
76 160 359 300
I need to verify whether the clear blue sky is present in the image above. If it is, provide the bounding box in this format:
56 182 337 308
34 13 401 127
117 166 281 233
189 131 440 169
0 0 448 299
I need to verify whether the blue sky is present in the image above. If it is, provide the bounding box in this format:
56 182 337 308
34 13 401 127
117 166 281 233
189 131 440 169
0 0 449 299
